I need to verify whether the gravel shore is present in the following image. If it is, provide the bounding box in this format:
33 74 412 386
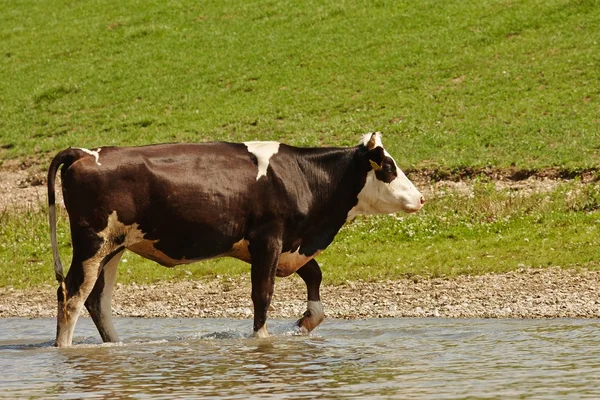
2 267 599 320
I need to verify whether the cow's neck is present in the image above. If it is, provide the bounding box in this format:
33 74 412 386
299 145 366 229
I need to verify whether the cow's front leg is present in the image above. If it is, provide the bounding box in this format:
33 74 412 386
249 234 282 338
295 259 325 333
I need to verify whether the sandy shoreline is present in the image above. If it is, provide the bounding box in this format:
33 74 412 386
2 267 599 320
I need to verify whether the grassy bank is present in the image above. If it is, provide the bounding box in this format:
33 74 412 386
2 181 599 289
1 0 599 287
1 0 599 169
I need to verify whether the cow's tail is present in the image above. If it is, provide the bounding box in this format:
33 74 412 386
47 148 81 290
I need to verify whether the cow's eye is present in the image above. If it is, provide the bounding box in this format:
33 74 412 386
382 163 393 173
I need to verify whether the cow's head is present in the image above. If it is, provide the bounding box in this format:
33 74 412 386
350 132 424 219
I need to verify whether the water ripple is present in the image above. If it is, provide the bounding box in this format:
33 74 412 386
1 318 600 398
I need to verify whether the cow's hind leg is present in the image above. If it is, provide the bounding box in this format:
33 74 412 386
55 236 121 347
85 248 124 343
295 259 325 333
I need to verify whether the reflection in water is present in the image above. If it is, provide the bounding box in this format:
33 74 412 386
1 318 600 399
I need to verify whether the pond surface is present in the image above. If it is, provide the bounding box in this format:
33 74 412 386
1 318 599 399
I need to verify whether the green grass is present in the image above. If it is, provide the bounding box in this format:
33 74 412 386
1 0 600 288
1 0 599 169
2 182 599 289
322 180 600 282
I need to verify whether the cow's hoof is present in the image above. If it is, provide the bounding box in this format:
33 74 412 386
253 325 269 338
296 301 325 333
294 322 310 335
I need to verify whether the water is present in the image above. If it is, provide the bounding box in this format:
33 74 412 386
1 318 599 399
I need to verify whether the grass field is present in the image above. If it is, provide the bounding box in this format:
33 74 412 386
1 0 599 168
1 0 599 288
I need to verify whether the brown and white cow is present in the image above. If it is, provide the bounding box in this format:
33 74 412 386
48 132 424 347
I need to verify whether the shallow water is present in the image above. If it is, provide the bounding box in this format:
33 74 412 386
1 318 600 399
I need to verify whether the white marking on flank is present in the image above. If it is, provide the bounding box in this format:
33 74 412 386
244 141 280 181
76 147 102 166
56 212 143 346
99 211 146 247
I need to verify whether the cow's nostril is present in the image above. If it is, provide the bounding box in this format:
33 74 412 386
420 196 425 205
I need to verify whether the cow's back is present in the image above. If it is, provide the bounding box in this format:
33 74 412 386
61 143 260 260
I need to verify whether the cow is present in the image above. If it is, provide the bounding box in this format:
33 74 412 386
47 132 424 347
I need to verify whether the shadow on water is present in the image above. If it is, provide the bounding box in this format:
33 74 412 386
0 339 56 350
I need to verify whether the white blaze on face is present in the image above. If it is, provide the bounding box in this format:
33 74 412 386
244 141 280 181
347 133 424 220
75 147 102 166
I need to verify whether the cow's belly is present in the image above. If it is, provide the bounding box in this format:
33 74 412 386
223 239 320 276
125 233 319 274
93 210 249 267
276 249 321 277
127 240 207 267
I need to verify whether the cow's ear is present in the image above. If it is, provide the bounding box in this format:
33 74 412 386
366 132 379 150
367 146 384 171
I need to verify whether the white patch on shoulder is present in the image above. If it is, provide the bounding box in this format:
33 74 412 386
244 141 280 181
76 147 102 166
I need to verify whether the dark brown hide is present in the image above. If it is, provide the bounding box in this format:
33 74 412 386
48 135 418 346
